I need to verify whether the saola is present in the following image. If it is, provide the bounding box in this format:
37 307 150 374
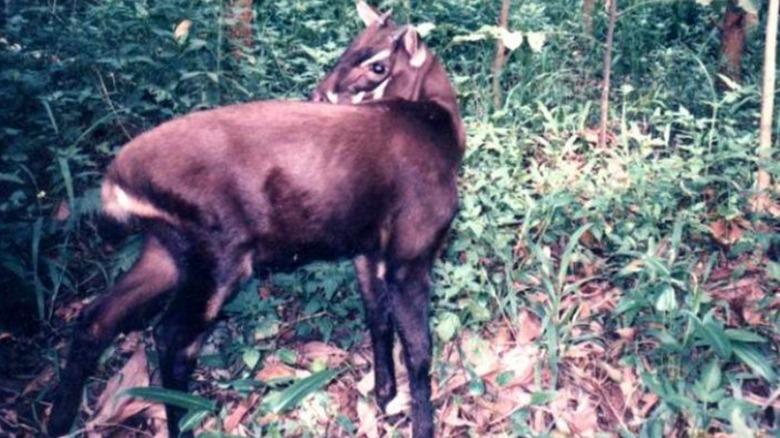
47 3 464 438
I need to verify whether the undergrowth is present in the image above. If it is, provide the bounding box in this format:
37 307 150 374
0 0 778 437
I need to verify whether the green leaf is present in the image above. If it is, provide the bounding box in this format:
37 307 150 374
693 360 724 404
730 406 755 438
179 409 210 432
765 261 780 281
120 387 217 412
468 376 486 396
732 344 777 381
654 286 677 312
0 172 24 184
243 348 261 369
688 313 732 359
435 311 461 342
737 0 759 14
525 31 546 53
277 348 298 365
557 223 592 290
262 369 339 414
724 329 767 344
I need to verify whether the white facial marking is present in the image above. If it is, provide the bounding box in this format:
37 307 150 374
326 91 339 104
360 49 391 67
351 91 365 104
371 77 392 100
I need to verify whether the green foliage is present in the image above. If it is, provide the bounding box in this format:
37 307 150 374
1 0 778 436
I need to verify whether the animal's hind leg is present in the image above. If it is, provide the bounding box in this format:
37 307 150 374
48 236 179 437
387 258 435 438
153 248 251 438
354 255 396 409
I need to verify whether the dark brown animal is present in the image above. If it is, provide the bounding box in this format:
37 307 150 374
47 3 464 438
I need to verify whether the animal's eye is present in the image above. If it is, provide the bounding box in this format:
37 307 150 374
370 63 386 75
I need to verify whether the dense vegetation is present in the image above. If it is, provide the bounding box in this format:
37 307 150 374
1 0 778 436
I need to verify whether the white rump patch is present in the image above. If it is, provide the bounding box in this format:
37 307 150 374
102 180 173 223
326 91 339 104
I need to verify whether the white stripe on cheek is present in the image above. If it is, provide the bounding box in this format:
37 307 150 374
351 91 365 104
371 77 391 100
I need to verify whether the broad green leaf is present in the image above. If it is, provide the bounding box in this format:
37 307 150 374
262 369 339 414
730 406 755 438
654 286 677 312
468 375 486 396
435 311 461 342
416 22 436 38
0 172 23 184
243 348 261 369
688 313 732 358
693 360 724 404
732 344 776 381
501 29 523 51
121 387 217 412
737 0 759 14
179 409 210 431
724 329 767 343
525 31 546 53
765 261 780 281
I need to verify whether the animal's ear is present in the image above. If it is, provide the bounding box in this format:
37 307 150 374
397 26 427 68
357 1 392 27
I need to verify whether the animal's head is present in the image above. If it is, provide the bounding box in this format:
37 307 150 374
311 1 431 104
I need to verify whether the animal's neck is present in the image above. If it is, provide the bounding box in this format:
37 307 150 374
416 59 466 155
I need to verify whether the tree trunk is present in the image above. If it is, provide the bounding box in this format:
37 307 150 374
598 0 617 148
757 0 779 196
492 0 511 109
718 0 746 89
583 0 594 35
228 0 254 59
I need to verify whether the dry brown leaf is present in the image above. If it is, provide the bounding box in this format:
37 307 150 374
516 310 542 345
748 192 780 217
564 341 604 360
615 327 636 341
23 365 55 397
551 389 598 437
355 397 379 438
255 355 299 382
87 345 152 433
710 218 743 246
297 341 349 368
384 384 411 416
224 393 260 433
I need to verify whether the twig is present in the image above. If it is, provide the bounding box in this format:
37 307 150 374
492 0 511 109
94 68 132 141
598 0 618 148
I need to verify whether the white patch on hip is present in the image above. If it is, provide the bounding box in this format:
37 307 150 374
326 91 339 104
102 180 175 223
